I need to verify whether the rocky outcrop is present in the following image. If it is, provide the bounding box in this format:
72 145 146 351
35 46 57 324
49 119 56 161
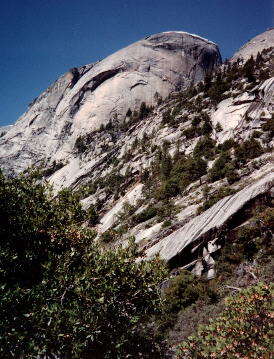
231 28 274 62
0 31 221 176
145 168 274 262
212 76 274 143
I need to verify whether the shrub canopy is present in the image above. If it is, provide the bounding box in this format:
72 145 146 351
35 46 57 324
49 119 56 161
177 282 274 359
0 171 167 358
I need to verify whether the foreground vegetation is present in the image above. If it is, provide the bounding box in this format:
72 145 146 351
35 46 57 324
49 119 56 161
177 283 274 359
1 170 273 358
0 171 167 358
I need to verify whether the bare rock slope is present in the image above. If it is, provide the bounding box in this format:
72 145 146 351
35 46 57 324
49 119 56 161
0 31 221 176
231 28 274 62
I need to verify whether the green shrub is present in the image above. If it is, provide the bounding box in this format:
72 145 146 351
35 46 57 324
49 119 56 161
100 229 120 243
261 117 274 136
217 139 236 152
177 283 274 359
206 72 230 104
215 122 222 132
201 120 213 135
159 271 218 332
158 179 180 199
75 135 87 152
162 109 175 126
164 271 206 313
191 117 201 126
126 107 132 117
139 101 151 119
182 125 201 139
243 55 256 83
0 172 168 358
155 153 207 200
133 206 158 224
252 130 262 138
209 152 237 183
234 138 264 164
75 182 97 200
154 91 163 105
256 207 274 229
156 199 177 221
162 219 172 228
172 155 207 190
237 225 261 260
193 136 216 160
86 204 99 226
42 160 65 177
160 151 172 179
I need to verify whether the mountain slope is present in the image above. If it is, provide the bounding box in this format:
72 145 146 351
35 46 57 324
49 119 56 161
231 27 274 62
0 31 221 177
0 30 273 277
0 28 274 358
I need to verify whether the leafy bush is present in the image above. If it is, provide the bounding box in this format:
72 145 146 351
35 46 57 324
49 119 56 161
162 219 172 228
215 122 222 132
155 153 207 200
164 272 211 313
75 135 87 152
0 172 167 358
182 125 201 139
133 206 158 224
126 107 132 117
193 136 216 160
156 199 177 221
191 116 201 126
86 204 99 226
177 283 274 359
158 178 180 199
207 73 230 104
171 155 207 191
209 152 237 183
159 271 218 332
75 181 97 200
217 139 236 152
256 207 274 228
234 138 264 164
252 130 262 138
100 228 120 243
201 120 213 135
101 170 126 198
42 160 65 177
261 117 274 136
162 109 176 126
243 55 256 83
236 225 261 260
139 101 151 119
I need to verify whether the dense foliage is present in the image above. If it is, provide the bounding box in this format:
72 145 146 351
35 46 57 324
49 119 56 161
0 171 167 358
158 271 218 332
177 283 274 359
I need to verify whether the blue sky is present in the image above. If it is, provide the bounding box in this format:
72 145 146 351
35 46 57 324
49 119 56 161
0 0 273 126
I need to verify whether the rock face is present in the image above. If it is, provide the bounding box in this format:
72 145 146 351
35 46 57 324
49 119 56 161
0 31 221 176
212 76 274 143
231 28 274 62
146 168 274 262
1 28 274 274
